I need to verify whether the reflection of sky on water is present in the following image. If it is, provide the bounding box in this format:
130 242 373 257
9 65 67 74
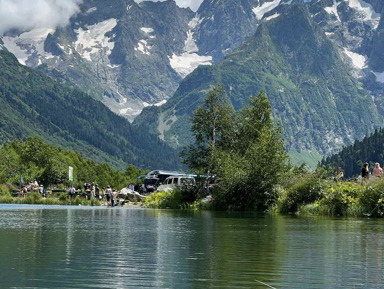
0 205 383 288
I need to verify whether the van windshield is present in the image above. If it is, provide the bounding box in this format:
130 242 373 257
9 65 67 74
180 178 194 186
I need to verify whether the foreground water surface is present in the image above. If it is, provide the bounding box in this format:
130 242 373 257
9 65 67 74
0 204 383 288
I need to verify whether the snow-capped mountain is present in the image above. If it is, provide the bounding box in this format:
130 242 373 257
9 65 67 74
308 0 384 114
1 0 194 121
0 0 296 121
133 0 384 165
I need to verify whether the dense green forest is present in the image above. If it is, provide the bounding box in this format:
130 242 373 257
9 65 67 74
321 128 384 178
0 51 180 170
0 137 146 189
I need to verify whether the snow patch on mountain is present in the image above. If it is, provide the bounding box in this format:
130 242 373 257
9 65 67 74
343 48 367 70
107 64 121 69
2 27 55 65
143 99 167 107
58 44 73 55
85 7 97 14
346 0 380 28
74 18 117 62
141 27 154 33
169 53 212 78
135 39 152 55
168 17 212 78
253 0 282 20
265 13 280 21
373 71 384 83
324 0 341 22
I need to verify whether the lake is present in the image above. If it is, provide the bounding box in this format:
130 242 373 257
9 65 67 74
0 204 383 288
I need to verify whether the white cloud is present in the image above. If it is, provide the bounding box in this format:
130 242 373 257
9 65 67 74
0 0 82 35
134 0 204 11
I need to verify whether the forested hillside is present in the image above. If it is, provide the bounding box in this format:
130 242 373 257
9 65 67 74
0 51 180 170
321 128 384 178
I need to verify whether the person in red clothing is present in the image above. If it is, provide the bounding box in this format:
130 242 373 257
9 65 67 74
373 163 383 177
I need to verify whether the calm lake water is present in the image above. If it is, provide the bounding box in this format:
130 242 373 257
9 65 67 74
0 204 383 289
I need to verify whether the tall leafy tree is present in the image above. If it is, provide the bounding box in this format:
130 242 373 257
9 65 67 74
214 91 288 210
183 89 288 210
181 85 235 173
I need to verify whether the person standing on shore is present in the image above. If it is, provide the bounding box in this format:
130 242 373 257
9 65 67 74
335 167 344 182
361 162 370 180
373 163 382 177
112 189 118 207
91 182 96 199
106 185 112 207
69 186 76 199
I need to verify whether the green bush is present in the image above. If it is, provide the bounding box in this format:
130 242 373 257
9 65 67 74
24 191 43 204
0 193 13 203
277 175 324 214
309 184 359 217
144 190 182 209
58 192 68 201
356 183 384 217
283 178 384 218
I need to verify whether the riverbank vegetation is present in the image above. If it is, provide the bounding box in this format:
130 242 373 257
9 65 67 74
0 136 146 189
0 137 146 206
275 167 384 218
0 190 100 206
147 168 384 217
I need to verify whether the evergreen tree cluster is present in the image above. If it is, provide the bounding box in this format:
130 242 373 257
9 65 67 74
320 128 384 178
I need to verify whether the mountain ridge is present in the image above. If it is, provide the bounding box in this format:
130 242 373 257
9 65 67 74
134 1 383 164
0 50 180 170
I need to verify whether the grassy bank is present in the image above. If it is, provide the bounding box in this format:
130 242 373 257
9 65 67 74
275 176 384 218
143 176 384 218
5 176 382 218
0 191 101 206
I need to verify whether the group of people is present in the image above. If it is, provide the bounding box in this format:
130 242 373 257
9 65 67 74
68 183 121 207
335 162 383 182
361 162 382 179
20 180 44 196
105 185 119 207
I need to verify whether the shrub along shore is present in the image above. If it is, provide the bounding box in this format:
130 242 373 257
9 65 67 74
143 175 384 218
0 190 101 206
3 173 384 218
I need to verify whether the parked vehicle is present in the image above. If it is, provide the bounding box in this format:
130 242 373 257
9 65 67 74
156 175 196 192
138 170 187 193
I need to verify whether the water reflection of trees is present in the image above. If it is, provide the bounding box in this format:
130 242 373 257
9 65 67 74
1 209 384 288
